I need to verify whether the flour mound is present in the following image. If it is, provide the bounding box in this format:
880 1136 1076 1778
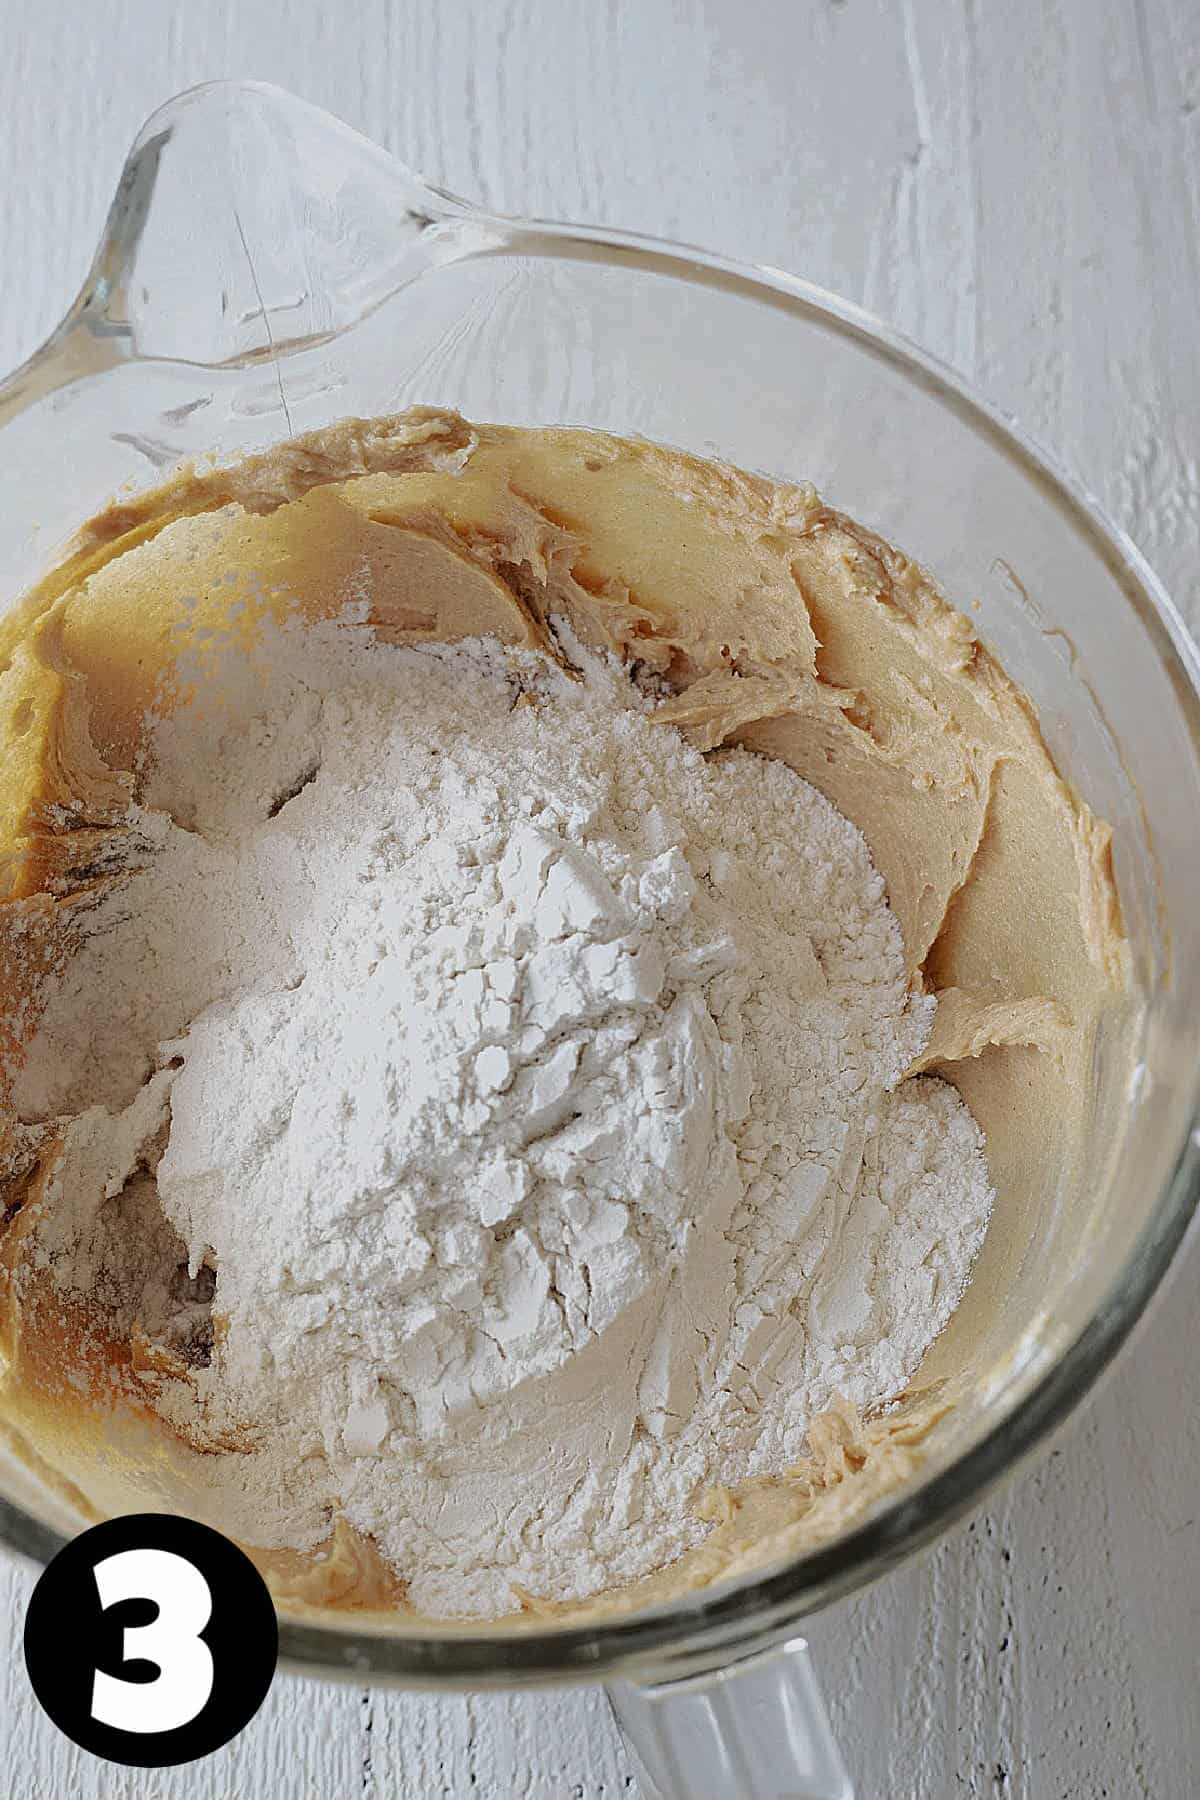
20 625 992 1616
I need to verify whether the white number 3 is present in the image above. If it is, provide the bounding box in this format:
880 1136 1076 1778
91 1549 215 1734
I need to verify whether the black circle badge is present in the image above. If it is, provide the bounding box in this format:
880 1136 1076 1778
24 1513 278 1767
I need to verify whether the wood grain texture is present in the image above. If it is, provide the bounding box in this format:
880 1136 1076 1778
1 1 1197 1794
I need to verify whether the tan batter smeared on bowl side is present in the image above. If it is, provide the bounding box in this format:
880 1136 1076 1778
0 409 1127 1623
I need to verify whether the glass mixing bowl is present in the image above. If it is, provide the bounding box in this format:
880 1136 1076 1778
1 83 1198 1799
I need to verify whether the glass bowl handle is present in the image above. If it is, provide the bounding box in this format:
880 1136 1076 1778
607 1636 853 1800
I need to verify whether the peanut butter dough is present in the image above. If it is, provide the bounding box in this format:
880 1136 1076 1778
0 410 1129 1622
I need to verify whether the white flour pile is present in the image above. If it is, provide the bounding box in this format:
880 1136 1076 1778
17 619 993 1616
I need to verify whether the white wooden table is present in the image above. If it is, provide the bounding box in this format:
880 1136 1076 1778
1 3 1198 1794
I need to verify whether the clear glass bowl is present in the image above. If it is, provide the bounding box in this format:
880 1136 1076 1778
2 82 1199 1797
